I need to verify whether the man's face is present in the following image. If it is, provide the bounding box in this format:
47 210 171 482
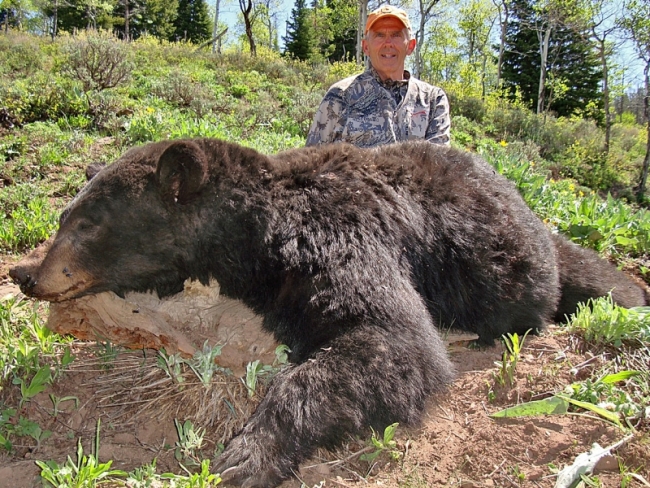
362 16 416 81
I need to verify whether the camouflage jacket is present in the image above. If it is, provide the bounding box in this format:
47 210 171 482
306 68 450 148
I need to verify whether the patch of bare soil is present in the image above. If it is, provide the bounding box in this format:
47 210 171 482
1 325 648 488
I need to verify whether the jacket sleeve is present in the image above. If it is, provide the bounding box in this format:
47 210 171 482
306 88 346 146
425 88 451 146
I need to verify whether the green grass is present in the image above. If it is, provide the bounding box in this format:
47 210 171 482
567 295 650 348
0 295 67 381
0 195 59 252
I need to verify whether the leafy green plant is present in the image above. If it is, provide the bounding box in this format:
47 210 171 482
359 422 401 463
37 437 126 487
493 330 531 387
127 458 222 487
158 342 232 386
244 360 265 397
157 348 186 384
0 408 16 451
490 371 642 428
49 394 80 417
561 194 650 256
243 345 291 397
161 459 221 487
52 347 75 381
13 365 52 407
1 72 87 123
485 148 650 257
567 295 650 347
490 394 625 428
15 416 52 449
0 296 42 378
563 371 642 420
174 419 205 466
510 464 526 483
0 408 52 451
126 459 159 487
186 341 228 386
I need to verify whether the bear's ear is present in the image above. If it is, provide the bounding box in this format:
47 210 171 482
156 140 208 205
85 162 106 181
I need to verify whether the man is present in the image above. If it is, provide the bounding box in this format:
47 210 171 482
306 5 451 148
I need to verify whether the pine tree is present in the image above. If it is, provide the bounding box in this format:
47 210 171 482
283 0 316 60
502 0 602 117
325 0 357 61
547 24 603 118
112 0 179 40
171 0 211 43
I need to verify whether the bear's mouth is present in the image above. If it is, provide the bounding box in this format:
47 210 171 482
28 278 97 302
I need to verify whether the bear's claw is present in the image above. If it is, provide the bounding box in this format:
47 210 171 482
215 433 290 488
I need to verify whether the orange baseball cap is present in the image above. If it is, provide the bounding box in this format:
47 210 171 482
365 5 411 35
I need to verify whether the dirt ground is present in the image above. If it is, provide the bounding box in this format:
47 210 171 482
1 259 649 488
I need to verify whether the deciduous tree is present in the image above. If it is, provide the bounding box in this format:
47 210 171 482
239 0 256 54
577 0 623 153
413 0 443 78
620 0 650 201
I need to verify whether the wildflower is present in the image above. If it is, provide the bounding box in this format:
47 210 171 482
530 161 535 167
569 183 575 191
579 191 584 197
499 140 508 147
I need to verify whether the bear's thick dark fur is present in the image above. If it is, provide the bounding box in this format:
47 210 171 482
10 139 646 487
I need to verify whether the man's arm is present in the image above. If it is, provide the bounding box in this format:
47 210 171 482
425 89 451 145
306 89 346 146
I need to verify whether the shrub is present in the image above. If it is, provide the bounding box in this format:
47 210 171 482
0 35 44 77
450 96 487 123
556 140 619 191
0 73 87 123
451 115 493 149
61 32 133 92
150 70 218 117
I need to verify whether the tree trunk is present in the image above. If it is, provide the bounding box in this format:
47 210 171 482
124 0 130 41
494 0 509 88
239 0 256 56
600 40 611 154
212 0 221 53
637 61 650 203
52 0 58 40
537 25 551 115
414 0 424 78
413 0 441 79
356 0 367 65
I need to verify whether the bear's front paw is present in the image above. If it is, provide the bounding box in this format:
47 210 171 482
215 433 291 488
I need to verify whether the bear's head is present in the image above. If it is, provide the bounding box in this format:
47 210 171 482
10 139 211 301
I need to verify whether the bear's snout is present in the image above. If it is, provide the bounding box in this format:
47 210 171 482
9 265 38 293
8 236 98 301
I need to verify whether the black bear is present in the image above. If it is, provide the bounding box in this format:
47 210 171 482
10 139 646 487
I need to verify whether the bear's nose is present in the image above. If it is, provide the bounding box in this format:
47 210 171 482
9 266 37 291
